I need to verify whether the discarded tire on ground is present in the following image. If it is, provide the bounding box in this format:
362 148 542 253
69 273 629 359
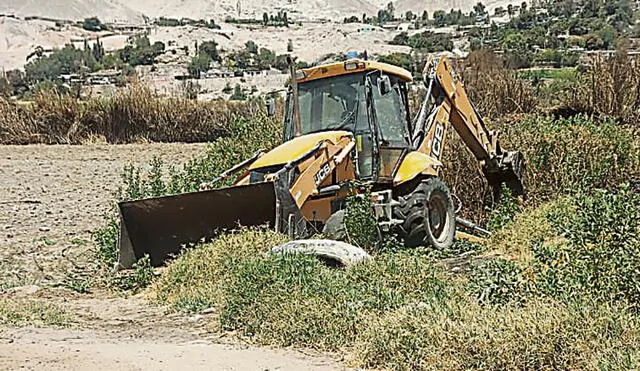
269 239 372 266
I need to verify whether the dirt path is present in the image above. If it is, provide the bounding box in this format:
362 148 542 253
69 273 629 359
0 144 345 370
0 326 343 371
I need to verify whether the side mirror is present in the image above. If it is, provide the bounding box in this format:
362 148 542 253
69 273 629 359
266 98 276 117
377 75 392 96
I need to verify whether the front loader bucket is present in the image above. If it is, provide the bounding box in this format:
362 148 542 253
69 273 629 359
117 182 277 268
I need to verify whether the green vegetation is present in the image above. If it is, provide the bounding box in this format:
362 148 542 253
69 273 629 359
154 17 220 29
390 31 454 52
226 41 277 71
377 52 412 71
8 35 162 94
82 17 106 31
0 299 70 327
141 126 639 367
261 11 289 27
229 84 246 100
484 0 638 68
118 36 165 67
24 43 104 84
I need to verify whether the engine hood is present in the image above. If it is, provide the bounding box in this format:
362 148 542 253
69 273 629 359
249 131 351 170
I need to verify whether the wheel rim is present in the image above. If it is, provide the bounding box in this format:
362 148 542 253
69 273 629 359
428 194 448 243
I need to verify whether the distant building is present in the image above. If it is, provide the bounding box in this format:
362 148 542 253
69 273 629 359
202 69 234 79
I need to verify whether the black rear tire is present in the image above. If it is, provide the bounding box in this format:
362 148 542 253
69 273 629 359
394 178 456 250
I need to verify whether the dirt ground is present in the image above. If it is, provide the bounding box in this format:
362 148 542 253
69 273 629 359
0 144 344 370
0 143 208 286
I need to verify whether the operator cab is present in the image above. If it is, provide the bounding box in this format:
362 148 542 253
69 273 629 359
284 59 413 183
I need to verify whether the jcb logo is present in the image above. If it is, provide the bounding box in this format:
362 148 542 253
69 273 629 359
431 123 444 159
314 163 331 185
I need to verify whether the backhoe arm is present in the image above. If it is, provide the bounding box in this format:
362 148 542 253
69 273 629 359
413 56 525 198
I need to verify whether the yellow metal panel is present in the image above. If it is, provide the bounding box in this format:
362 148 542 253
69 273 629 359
249 131 350 169
393 151 442 185
455 231 486 244
297 59 412 84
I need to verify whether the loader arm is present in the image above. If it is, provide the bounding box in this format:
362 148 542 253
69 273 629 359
413 56 525 198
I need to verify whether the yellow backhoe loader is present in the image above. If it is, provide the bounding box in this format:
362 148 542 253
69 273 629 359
117 56 525 268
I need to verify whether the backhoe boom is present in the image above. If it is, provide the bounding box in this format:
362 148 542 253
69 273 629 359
415 56 525 198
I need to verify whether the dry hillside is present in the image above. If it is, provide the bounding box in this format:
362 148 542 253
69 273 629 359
0 0 519 22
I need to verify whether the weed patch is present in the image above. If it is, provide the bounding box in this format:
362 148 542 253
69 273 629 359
0 299 70 327
155 229 451 350
352 299 640 370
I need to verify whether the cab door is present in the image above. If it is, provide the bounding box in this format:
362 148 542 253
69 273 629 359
367 72 412 182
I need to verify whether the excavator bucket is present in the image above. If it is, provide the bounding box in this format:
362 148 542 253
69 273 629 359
117 182 278 268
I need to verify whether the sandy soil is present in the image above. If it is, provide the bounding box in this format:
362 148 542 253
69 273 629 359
0 294 343 370
0 143 346 369
0 143 207 286
0 327 342 371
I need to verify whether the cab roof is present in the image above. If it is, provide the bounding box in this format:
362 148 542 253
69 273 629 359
296 59 413 83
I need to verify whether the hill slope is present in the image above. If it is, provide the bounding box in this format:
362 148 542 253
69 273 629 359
0 0 142 22
0 0 519 22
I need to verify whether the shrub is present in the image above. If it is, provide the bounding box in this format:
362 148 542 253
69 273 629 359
565 51 640 126
474 187 640 308
457 50 537 117
535 186 640 306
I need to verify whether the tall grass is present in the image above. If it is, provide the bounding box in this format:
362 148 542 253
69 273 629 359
441 114 640 222
0 85 263 144
565 50 640 126
458 50 538 117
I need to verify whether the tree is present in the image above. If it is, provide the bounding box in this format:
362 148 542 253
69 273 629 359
390 32 410 45
92 38 105 62
82 17 105 31
507 4 514 18
377 52 412 71
407 31 454 51
152 41 165 53
245 40 258 54
473 2 486 16
274 54 290 72
362 13 367 23
199 41 221 62
386 2 395 20
470 37 482 50
257 47 276 69
433 10 446 27
405 11 414 20
230 84 246 100
287 39 294 52
377 9 391 23
187 53 212 78
421 10 428 21
263 12 269 25
584 33 605 50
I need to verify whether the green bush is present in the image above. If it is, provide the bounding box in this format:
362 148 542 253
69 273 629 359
344 187 380 250
535 186 640 306
473 186 640 308
501 115 639 203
